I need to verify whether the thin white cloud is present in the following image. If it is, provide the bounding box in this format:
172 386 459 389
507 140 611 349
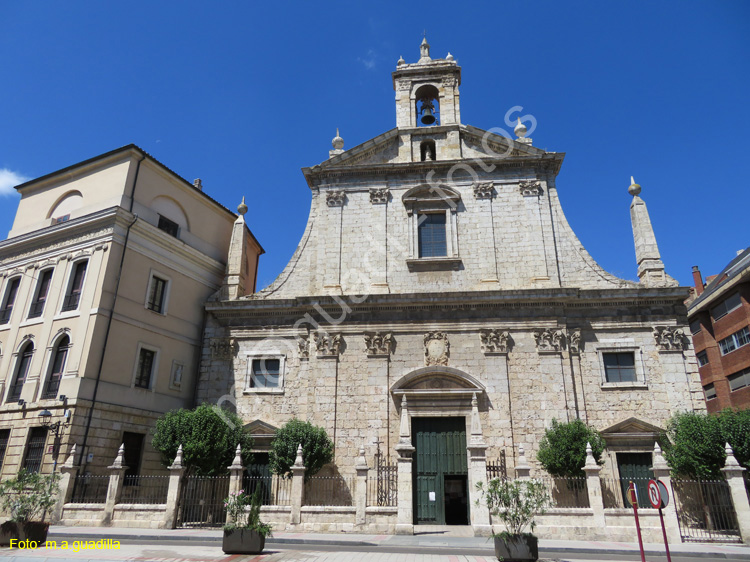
358 49 377 70
0 168 29 196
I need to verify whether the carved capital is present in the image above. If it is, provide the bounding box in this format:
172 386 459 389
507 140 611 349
369 188 389 204
568 329 582 355
472 182 495 200
533 329 564 353
326 190 346 207
210 338 238 360
314 331 343 357
653 326 687 351
364 331 393 357
519 180 543 197
297 334 310 360
424 332 450 366
479 329 510 355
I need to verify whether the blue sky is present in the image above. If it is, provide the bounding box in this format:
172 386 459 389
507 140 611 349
1 2 748 289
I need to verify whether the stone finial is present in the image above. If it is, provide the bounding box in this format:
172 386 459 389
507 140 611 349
355 447 368 469
518 444 527 465
397 55 405 66
399 395 410 442
294 443 305 468
470 393 483 438
419 36 431 63
63 443 77 469
628 176 641 197
193 178 203 190
515 443 531 479
110 443 126 469
652 441 669 471
229 444 243 470
169 444 184 470
332 128 344 150
446 52 454 61
584 442 598 468
237 196 248 216
725 443 741 468
514 117 527 139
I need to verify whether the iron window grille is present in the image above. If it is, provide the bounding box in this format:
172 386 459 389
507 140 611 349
147 276 167 313
157 215 179 237
0 429 9 474
135 348 155 389
22 427 47 473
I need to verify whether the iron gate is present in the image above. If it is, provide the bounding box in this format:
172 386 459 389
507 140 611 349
672 479 741 542
177 475 230 528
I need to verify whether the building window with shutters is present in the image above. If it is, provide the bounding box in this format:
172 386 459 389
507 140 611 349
7 342 34 402
133 345 159 390
0 277 21 324
23 427 48 473
28 268 54 319
42 335 70 399
61 260 87 312
0 429 10 474
145 273 169 314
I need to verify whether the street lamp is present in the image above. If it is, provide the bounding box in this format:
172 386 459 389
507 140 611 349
38 408 64 472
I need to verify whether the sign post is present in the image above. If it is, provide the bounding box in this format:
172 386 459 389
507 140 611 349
648 479 672 562
627 481 647 562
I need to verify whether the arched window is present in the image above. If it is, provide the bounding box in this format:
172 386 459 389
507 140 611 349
61 260 88 312
8 342 33 402
415 84 440 127
42 336 69 399
48 191 83 223
420 140 436 162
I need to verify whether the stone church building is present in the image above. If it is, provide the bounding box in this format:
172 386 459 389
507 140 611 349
198 39 704 532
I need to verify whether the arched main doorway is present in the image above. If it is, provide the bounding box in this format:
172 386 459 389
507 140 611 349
391 367 486 526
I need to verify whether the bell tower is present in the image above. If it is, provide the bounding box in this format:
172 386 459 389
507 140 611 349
392 38 461 129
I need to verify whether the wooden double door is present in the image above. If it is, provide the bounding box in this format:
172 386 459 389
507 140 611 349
413 417 470 525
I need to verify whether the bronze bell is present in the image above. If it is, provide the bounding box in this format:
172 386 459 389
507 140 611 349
420 99 436 125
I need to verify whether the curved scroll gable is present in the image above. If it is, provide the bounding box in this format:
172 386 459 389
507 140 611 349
391 366 486 394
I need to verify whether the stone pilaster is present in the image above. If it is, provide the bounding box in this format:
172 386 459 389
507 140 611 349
721 443 750 544
582 442 605 528
394 396 415 535
467 393 491 535
628 178 674 287
290 444 306 526
651 442 681 543
103 443 128 526
52 444 79 524
515 444 531 480
162 445 185 529
355 447 369 526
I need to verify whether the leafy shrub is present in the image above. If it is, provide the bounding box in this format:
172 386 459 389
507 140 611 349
0 469 60 522
537 418 606 478
476 478 550 536
223 487 272 536
268 418 333 480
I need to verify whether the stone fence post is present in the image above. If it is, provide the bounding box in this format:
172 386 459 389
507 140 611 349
227 444 245 526
290 444 306 525
394 396 415 535
355 448 369 527
515 444 531 480
103 443 128 526
52 444 79 524
582 442 605 528
162 445 185 529
650 442 681 543
721 443 750 544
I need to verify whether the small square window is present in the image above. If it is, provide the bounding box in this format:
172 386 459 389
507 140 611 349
729 368 750 392
696 350 709 367
135 348 156 389
603 352 636 383
711 293 742 321
704 383 717 401
250 358 281 388
53 214 70 224
157 215 179 237
689 319 702 335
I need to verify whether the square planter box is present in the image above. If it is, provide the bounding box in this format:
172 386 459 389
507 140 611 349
0 521 49 546
222 528 265 554
493 534 538 562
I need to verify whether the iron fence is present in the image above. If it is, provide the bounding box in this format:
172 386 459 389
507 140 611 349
541 477 590 508
304 474 354 506
367 472 397 507
672 479 740 543
242 473 292 506
120 475 170 504
178 474 230 528
486 457 507 481
70 474 109 504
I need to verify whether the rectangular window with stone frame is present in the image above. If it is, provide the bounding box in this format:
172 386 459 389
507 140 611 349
135 348 156 389
22 427 47 473
603 352 637 383
417 213 447 258
0 429 10 474
250 358 281 389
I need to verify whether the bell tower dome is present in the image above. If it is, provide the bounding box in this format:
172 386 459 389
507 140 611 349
392 38 461 129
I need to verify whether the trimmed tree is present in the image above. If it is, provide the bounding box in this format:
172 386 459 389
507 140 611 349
269 418 333 480
664 409 750 479
152 404 253 475
536 418 606 478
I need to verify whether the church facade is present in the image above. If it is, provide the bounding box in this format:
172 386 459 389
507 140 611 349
198 39 703 533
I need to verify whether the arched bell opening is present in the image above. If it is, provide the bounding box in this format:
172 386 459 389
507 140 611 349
415 84 440 127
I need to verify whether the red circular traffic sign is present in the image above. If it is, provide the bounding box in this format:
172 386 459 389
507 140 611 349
648 479 669 509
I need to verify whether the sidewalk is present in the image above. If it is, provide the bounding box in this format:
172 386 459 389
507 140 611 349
43 525 750 559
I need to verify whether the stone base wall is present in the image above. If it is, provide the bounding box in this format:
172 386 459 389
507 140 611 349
112 504 168 529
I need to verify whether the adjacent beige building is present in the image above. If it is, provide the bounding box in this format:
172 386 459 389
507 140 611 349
0 145 262 478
